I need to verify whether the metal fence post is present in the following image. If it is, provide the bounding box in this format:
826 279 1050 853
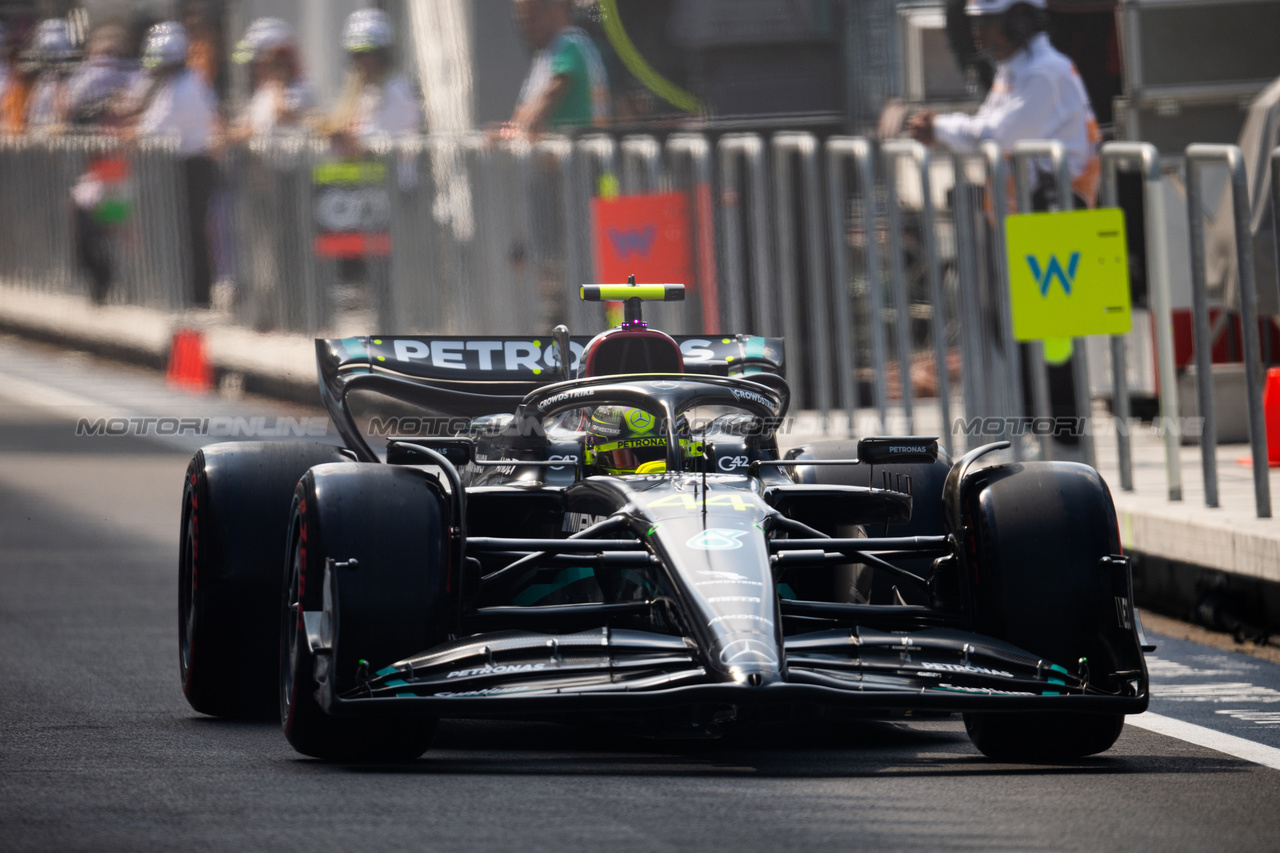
1097 164 1132 490
1101 141 1180 500
854 140 891 435
619 134 661 193
666 134 717 336
1185 148 1223 509
981 142 1026 462
824 137 868 438
564 135 606 332
1188 144 1271 518
950 154 990 451
1010 142 1061 461
773 132 833 429
881 139 949 438
915 145 954 455
716 134 771 338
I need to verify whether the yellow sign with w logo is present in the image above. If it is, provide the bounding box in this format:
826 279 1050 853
1005 208 1132 341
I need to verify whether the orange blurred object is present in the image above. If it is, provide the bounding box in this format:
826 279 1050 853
1265 367 1280 467
166 329 213 393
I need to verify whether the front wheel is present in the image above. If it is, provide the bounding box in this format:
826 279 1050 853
281 463 450 761
959 461 1140 760
963 711 1124 761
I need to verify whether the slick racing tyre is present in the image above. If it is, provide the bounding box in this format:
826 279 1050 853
281 463 451 761
960 461 1127 760
180 441 348 718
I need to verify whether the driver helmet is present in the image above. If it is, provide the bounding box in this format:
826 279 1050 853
585 406 694 475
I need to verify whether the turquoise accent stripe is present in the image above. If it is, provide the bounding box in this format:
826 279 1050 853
1043 663 1070 695
744 336 766 374
777 583 797 600
376 666 399 677
514 566 595 606
385 679 408 687
340 336 369 362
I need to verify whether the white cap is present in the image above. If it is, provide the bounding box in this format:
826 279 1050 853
233 17 294 64
34 18 73 60
142 21 189 69
342 8 393 53
966 0 1047 15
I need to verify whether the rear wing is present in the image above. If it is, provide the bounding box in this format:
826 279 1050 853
318 334 783 388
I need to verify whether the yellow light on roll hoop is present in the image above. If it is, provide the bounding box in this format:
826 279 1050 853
580 284 685 302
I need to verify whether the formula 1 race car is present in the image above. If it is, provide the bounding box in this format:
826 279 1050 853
179 282 1150 761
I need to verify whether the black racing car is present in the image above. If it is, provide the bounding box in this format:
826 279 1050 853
178 283 1150 761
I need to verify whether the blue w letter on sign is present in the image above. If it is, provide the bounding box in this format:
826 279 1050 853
1025 252 1080 296
608 225 657 260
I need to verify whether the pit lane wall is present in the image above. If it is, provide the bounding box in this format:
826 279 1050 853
1 130 1277 614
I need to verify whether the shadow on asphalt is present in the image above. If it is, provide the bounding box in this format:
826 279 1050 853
205 717 1251 778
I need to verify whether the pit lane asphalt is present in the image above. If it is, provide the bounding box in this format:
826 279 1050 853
2 338 1279 852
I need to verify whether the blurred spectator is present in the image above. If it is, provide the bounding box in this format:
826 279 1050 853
228 17 313 141
0 22 7 96
182 1 223 98
328 8 421 152
24 18 75 132
64 24 135 130
0 20 34 133
126 21 218 307
504 0 610 137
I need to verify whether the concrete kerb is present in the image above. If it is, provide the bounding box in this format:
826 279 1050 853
0 283 319 404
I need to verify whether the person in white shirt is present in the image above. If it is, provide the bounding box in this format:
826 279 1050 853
908 0 1101 208
907 0 1102 445
328 9 421 152
229 18 314 140
24 18 75 133
128 22 219 306
64 25 134 130
131 22 216 155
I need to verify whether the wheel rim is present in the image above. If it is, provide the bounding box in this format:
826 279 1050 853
281 522 303 718
179 497 197 682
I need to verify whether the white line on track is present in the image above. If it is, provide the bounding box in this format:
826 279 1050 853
1128 712 1280 770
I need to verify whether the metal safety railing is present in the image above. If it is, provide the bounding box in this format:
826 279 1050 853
0 135 189 311
1101 142 1182 503
1186 144 1272 518
1 131 1275 517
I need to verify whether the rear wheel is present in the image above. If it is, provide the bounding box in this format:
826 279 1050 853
960 461 1128 760
281 463 451 761
179 441 348 718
